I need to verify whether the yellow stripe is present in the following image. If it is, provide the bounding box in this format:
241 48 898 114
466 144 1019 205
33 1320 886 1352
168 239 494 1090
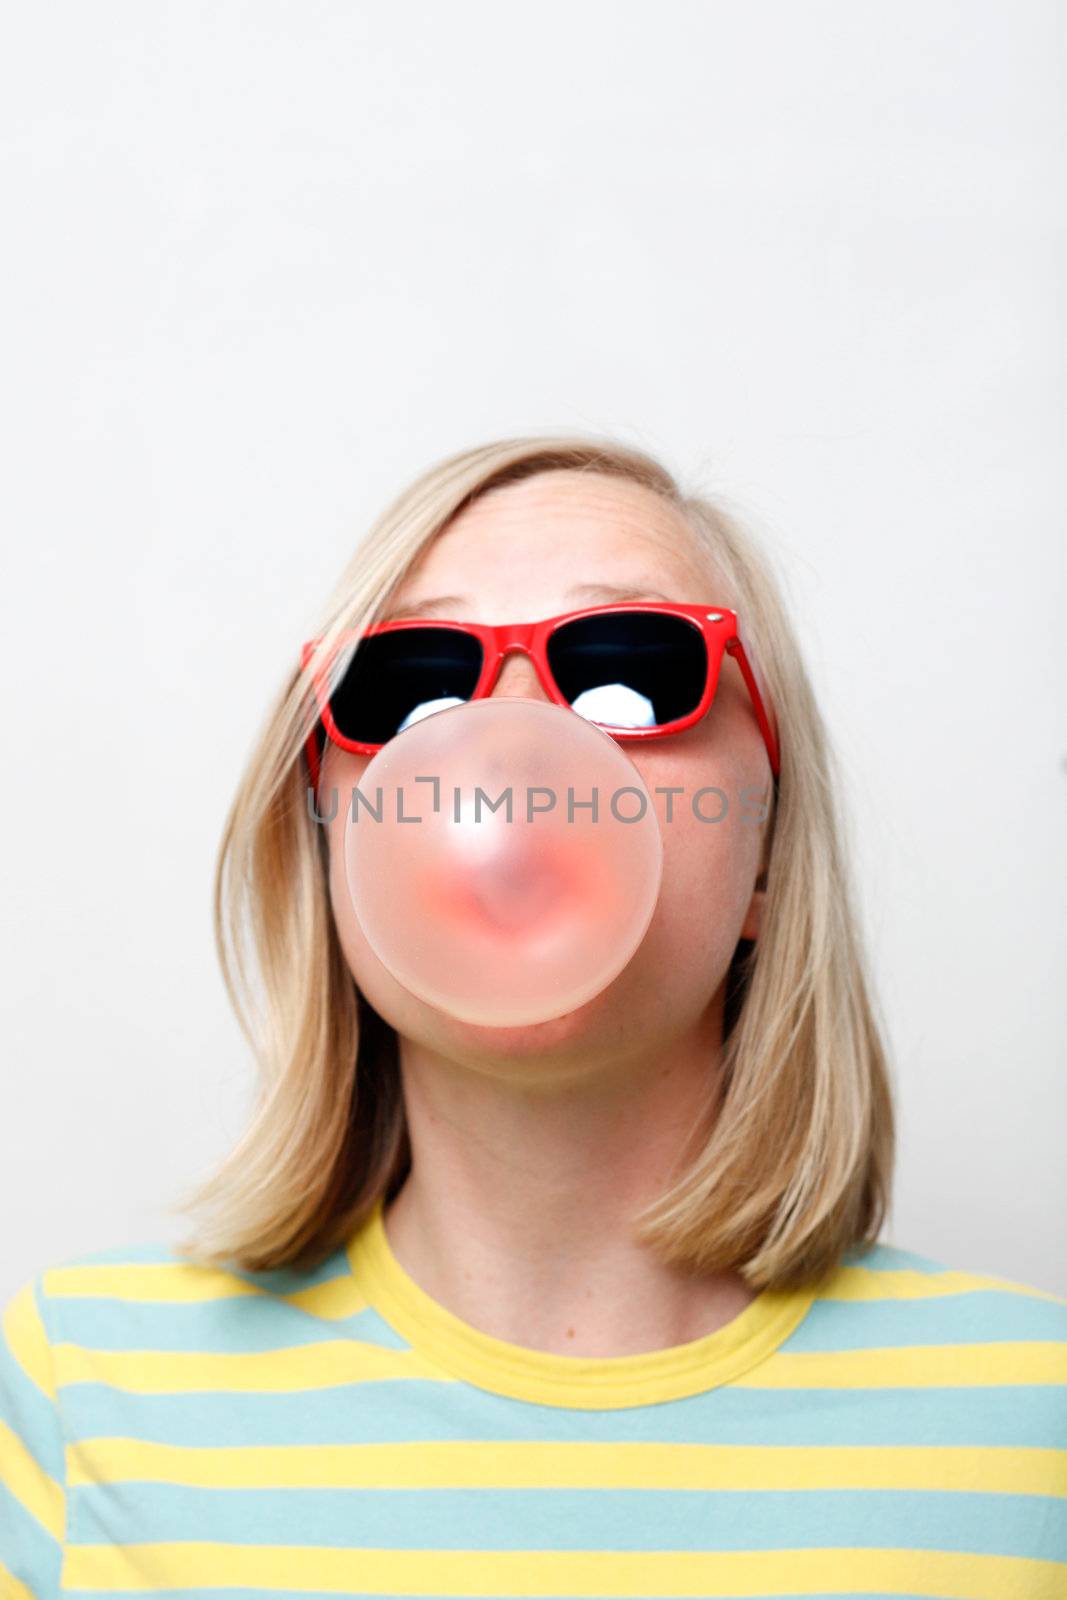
53 1338 446 1392
42 1263 368 1320
43 1262 255 1301
742 1341 1067 1388
52 1337 1066 1394
2 1282 56 1400
0 1418 65 1539
0 1556 39 1600
60 1542 1067 1597
825 1264 1067 1307
66 1436 1067 1496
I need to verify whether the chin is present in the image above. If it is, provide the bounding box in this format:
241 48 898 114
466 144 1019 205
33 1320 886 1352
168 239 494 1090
424 967 644 1068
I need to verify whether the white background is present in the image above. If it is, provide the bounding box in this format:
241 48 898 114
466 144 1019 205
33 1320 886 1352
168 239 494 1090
2 2 1064 1299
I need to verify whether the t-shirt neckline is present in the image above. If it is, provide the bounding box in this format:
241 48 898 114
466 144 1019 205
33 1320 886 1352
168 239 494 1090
346 1195 821 1410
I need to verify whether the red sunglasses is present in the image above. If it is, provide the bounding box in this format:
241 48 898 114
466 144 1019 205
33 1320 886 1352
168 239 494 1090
300 602 780 793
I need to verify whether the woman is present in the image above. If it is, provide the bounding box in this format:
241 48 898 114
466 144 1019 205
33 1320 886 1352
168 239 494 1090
3 436 1065 1596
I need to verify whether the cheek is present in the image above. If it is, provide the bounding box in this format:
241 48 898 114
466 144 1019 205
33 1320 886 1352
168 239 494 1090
651 791 759 973
626 737 765 980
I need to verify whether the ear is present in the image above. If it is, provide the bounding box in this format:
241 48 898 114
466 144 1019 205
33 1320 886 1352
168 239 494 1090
739 867 768 942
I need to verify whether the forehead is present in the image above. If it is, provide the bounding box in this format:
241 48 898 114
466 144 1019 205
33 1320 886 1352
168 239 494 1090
411 469 713 590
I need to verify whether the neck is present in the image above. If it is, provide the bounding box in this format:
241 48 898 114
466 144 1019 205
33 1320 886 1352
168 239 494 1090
381 1010 757 1357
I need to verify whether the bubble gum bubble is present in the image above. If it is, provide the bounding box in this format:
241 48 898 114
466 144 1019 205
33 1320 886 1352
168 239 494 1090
344 697 663 1025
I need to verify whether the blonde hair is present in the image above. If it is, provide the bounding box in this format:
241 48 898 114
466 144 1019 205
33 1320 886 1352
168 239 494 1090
169 435 895 1290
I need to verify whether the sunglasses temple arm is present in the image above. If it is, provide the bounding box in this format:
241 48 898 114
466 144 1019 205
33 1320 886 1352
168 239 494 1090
299 641 324 800
303 728 322 800
726 638 781 781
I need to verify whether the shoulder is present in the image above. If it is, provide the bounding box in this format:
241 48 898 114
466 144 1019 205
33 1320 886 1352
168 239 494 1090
817 1238 1067 1434
3 1234 360 1359
838 1238 1067 1330
6 1238 246 1330
2 1240 223 1368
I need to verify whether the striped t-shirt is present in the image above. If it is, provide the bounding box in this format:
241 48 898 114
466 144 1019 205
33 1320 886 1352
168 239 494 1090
2 1194 1066 1598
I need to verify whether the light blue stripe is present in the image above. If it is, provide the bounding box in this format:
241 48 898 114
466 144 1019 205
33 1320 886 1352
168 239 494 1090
45 1243 356 1290
841 1243 950 1274
783 1289 1067 1350
46 1240 198 1269
0 1481 63 1586
227 1254 353 1296
42 1299 410 1355
65 1484 1067 1560
43 1242 352 1289
0 1337 66 1482
57 1378 1067 1448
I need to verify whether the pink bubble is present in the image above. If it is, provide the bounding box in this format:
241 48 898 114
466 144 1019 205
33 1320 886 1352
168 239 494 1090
344 697 663 1025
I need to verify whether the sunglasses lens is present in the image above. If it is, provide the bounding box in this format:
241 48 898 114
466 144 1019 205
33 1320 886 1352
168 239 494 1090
546 611 708 730
328 627 484 746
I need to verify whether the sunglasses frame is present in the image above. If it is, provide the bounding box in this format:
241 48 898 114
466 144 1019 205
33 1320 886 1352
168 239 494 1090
300 601 781 793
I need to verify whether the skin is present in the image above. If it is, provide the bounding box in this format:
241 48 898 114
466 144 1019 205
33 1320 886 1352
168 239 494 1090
320 469 775 1355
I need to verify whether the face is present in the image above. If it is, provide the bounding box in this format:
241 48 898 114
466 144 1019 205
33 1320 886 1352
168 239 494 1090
319 469 774 1079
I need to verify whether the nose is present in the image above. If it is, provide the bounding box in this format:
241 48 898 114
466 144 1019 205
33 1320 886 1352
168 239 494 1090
489 646 552 704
